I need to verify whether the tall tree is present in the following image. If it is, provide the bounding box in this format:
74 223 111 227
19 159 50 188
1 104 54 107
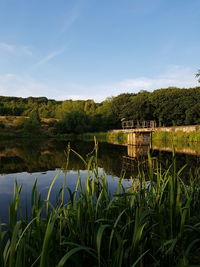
196 70 200 83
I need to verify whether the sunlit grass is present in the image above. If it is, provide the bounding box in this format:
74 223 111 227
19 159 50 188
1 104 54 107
153 130 200 142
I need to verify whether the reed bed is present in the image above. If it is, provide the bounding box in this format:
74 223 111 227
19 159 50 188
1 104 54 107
0 142 200 266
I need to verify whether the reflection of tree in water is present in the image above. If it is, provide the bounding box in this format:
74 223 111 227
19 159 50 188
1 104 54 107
0 140 127 177
68 142 127 176
151 150 200 181
0 140 99 174
97 143 127 177
1 139 200 180
0 139 67 173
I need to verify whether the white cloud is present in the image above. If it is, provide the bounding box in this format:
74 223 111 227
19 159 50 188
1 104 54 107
0 74 54 98
58 65 199 102
92 65 199 101
0 65 198 102
0 42 15 52
0 42 32 56
0 73 89 100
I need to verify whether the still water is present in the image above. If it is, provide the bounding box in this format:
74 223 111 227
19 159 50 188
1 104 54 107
0 138 200 222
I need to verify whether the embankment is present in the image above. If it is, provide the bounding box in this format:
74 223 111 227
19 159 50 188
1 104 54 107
58 131 128 144
153 125 200 142
105 125 200 144
62 125 200 144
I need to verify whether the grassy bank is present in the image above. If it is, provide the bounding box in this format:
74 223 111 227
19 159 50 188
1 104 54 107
58 131 128 144
77 129 200 145
73 129 200 145
153 130 200 142
78 131 127 144
107 131 127 144
0 130 49 140
0 146 200 266
0 115 58 139
0 129 127 145
78 132 108 142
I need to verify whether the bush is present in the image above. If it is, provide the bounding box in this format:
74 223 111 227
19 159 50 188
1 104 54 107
56 111 92 134
22 111 42 137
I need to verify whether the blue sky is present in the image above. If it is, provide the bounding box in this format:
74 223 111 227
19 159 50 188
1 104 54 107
0 0 199 101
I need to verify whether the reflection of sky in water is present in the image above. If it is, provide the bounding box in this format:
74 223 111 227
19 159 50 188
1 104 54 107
0 168 130 223
1 139 199 223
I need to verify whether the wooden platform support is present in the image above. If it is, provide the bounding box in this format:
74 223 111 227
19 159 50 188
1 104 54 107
127 131 152 145
122 155 157 173
127 145 150 158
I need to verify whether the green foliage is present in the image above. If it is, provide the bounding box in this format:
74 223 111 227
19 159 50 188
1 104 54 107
128 91 154 121
56 111 91 134
153 129 200 142
109 93 133 121
153 131 173 141
107 131 127 144
22 110 42 137
75 131 128 144
185 103 200 125
195 69 200 83
1 149 200 266
1 86 200 134
77 132 108 142
84 99 96 114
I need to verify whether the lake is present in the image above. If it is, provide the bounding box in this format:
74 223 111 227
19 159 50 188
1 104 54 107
0 138 200 222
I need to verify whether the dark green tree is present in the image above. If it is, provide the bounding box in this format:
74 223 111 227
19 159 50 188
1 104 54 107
185 103 200 125
195 70 200 83
128 91 154 122
23 109 41 137
56 111 91 134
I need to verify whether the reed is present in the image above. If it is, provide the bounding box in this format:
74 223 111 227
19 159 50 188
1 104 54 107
0 142 200 266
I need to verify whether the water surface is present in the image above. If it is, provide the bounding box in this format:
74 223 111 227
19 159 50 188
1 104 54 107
1 138 200 222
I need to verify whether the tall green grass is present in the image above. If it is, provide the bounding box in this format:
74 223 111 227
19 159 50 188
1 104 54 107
0 142 200 266
107 131 127 144
57 131 128 144
77 132 108 142
80 131 128 144
153 130 200 142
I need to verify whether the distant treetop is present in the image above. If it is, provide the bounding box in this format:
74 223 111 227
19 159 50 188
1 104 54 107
196 70 200 83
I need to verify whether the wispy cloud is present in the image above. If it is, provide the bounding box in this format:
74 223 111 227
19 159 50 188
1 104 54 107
0 66 198 102
128 0 162 16
0 74 54 98
60 0 84 33
0 42 15 52
36 47 65 66
92 65 199 101
59 65 199 102
0 42 33 56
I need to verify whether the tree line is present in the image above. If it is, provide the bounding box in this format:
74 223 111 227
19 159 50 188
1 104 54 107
1 86 200 134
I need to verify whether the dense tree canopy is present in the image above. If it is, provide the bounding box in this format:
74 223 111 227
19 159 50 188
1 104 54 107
56 111 91 134
1 86 200 134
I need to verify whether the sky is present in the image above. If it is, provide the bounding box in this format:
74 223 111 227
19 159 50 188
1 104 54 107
0 0 199 102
